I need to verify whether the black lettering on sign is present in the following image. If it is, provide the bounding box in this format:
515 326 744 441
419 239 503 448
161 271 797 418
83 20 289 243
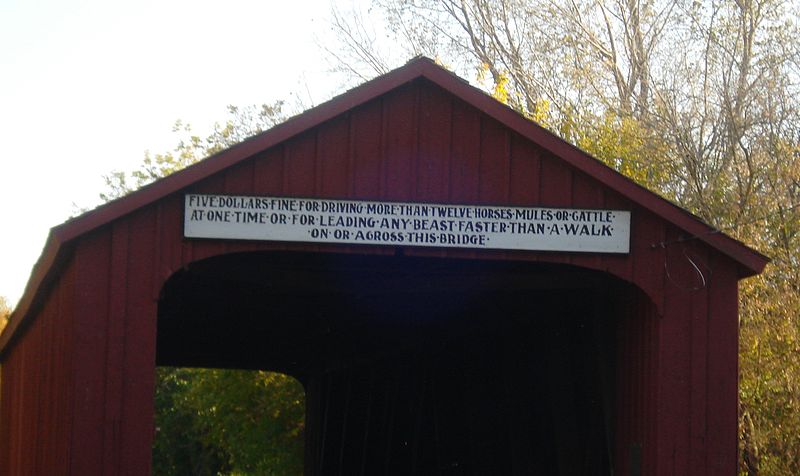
184 194 629 253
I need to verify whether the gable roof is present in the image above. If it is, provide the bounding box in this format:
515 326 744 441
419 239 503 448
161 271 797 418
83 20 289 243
2 56 768 354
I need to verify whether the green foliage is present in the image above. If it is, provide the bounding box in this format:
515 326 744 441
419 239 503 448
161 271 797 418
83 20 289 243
562 109 674 195
152 368 305 476
739 275 800 473
152 368 229 476
735 138 800 475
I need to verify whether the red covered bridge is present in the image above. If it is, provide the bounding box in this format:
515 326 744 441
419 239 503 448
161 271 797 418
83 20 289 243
0 57 767 475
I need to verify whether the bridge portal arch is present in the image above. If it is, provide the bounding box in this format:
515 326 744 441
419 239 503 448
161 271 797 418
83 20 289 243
157 250 654 475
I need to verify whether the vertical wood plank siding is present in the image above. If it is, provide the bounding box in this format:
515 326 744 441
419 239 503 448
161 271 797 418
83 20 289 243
0 259 75 474
0 78 741 475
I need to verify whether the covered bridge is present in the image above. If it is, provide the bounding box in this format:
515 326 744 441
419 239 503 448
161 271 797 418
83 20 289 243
0 57 767 475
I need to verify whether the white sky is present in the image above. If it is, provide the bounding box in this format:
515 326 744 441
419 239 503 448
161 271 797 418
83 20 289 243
0 0 364 306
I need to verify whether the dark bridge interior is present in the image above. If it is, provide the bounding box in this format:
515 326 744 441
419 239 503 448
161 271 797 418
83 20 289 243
157 251 630 475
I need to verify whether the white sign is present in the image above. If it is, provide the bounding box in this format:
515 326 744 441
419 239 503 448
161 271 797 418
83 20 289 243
184 194 630 253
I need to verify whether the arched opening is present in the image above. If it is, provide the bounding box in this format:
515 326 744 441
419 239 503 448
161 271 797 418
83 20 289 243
156 250 648 475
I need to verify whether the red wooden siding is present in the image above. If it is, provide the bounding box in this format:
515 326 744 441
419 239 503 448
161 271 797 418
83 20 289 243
0 74 752 475
158 80 661 294
614 288 659 475
65 216 159 475
0 259 75 474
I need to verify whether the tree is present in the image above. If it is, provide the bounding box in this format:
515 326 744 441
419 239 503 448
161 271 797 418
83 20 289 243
331 0 799 220
0 296 11 333
152 368 304 476
327 1 800 473
103 102 286 200
102 102 306 476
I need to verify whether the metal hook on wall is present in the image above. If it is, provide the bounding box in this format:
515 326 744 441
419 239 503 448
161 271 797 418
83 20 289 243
663 244 712 291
